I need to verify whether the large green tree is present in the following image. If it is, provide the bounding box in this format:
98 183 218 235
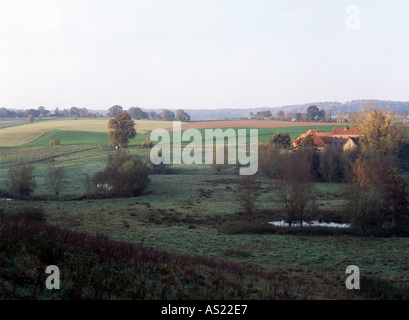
176 109 191 122
306 105 324 122
93 151 150 197
108 112 137 148
107 105 123 117
128 107 148 120
269 132 291 149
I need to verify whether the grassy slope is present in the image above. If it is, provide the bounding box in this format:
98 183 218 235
0 119 175 147
1 213 369 300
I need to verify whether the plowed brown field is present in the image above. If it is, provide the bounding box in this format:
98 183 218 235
170 120 347 131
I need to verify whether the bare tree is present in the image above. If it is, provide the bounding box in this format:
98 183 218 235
236 175 261 219
273 151 317 226
46 165 69 200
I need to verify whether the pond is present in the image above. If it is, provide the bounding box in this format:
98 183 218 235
269 220 351 228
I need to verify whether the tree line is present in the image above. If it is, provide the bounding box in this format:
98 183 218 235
250 105 409 124
0 105 191 122
250 105 334 122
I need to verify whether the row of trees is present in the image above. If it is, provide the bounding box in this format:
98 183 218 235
0 106 105 119
239 144 409 230
3 151 158 200
4 163 68 200
250 106 334 122
0 106 191 122
251 105 409 124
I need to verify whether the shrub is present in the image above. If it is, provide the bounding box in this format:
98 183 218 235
49 139 61 146
236 175 261 218
93 151 150 197
145 154 172 174
359 276 409 300
141 137 153 149
6 162 37 199
219 221 274 234
16 206 46 222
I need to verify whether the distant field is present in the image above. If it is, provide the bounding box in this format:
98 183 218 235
0 145 97 168
0 119 175 147
0 118 28 129
22 130 152 148
177 120 348 130
166 125 345 145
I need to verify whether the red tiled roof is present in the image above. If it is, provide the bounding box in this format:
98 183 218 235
332 126 360 136
317 133 333 144
293 130 327 148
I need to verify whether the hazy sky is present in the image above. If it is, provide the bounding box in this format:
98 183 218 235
1 0 409 110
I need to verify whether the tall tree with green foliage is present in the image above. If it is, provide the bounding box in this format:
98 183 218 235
107 105 123 117
160 109 175 121
306 105 324 122
108 112 136 148
128 107 148 120
269 132 291 149
176 109 191 122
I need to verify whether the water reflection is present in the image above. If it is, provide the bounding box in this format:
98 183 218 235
269 220 350 228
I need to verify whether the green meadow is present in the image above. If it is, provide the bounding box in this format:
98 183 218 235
1 119 409 299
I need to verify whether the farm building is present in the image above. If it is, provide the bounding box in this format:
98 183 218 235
342 137 361 152
292 126 361 152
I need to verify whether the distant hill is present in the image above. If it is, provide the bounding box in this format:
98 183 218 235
143 100 409 120
281 100 409 115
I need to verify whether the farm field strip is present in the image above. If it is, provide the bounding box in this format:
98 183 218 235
175 120 348 130
0 119 176 147
0 146 98 167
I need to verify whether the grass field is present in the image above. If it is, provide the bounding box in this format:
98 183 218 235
1 118 409 299
0 118 176 147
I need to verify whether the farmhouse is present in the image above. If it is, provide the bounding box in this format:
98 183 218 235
292 126 361 152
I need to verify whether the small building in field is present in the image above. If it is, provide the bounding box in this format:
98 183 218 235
291 130 332 151
292 126 361 152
